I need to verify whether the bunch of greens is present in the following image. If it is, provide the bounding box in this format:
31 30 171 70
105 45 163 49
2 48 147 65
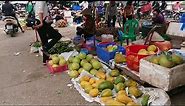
48 41 74 54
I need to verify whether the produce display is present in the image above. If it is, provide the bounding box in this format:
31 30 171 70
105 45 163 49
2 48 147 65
71 67 151 106
114 52 126 64
66 52 169 106
48 54 67 68
138 45 158 55
48 41 74 54
126 45 159 71
148 51 184 68
31 41 41 48
68 53 103 78
105 45 118 52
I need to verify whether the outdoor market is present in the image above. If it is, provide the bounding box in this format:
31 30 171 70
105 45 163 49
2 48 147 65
0 0 185 105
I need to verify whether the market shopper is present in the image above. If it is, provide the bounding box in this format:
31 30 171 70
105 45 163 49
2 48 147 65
152 9 165 24
122 1 134 27
2 1 24 33
76 7 95 42
173 2 182 11
26 0 34 17
106 1 117 27
160 1 167 11
34 1 62 65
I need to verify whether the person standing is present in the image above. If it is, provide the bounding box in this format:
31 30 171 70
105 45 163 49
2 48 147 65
106 1 117 27
34 1 62 65
26 0 34 16
122 1 134 26
2 1 24 33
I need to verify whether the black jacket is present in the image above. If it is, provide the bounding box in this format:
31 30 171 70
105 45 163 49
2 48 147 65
2 3 17 16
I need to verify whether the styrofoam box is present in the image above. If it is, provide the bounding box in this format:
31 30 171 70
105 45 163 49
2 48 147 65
139 55 185 91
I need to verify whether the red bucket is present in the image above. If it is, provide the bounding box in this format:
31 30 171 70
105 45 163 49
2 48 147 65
126 45 159 72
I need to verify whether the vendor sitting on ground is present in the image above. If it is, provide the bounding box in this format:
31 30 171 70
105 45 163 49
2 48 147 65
76 7 95 42
152 9 166 24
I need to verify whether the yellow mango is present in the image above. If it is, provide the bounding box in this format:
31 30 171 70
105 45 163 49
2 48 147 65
80 76 91 82
106 76 114 83
89 78 96 85
116 94 133 104
105 99 125 106
96 71 106 79
100 97 113 103
80 81 91 89
89 88 99 97
118 90 127 95
127 102 140 106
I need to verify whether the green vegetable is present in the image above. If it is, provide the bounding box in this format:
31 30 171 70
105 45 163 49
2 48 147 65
141 94 150 106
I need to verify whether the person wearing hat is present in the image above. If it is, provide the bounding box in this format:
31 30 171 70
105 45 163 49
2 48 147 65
106 1 117 27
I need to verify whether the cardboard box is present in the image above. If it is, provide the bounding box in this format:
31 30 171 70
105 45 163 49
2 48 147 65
140 55 185 91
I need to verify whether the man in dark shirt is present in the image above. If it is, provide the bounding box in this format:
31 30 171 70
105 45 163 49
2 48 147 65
152 9 165 24
2 1 24 33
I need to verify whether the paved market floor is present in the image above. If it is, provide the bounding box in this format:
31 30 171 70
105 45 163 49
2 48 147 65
0 21 185 105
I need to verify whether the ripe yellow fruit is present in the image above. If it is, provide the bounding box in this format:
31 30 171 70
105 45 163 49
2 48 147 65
118 90 127 95
127 102 140 106
89 88 99 97
80 81 90 89
89 78 96 85
96 71 106 79
84 84 93 94
104 99 125 106
116 94 133 104
100 97 113 103
147 45 157 52
80 76 91 82
106 76 114 83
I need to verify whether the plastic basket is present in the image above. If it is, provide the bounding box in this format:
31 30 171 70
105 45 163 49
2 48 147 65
126 45 158 72
96 42 126 63
46 61 68 74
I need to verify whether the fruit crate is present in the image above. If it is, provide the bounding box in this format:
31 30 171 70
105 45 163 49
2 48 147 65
96 42 126 63
126 45 159 72
140 55 185 91
46 61 68 74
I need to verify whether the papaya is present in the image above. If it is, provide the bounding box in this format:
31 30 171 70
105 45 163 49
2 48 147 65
116 94 133 104
100 97 113 103
128 86 143 98
84 84 93 94
101 89 113 97
106 75 114 83
115 83 126 93
127 102 140 106
114 76 125 84
98 81 114 91
125 79 137 87
80 75 91 82
89 78 96 85
96 71 106 79
141 94 150 106
92 79 105 88
104 99 125 106
89 88 99 97
109 69 120 77
118 90 127 95
80 81 91 89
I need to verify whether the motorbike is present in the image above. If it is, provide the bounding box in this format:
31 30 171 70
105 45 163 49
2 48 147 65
3 16 18 37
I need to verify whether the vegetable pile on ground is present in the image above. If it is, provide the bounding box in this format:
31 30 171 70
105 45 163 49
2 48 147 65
48 41 74 54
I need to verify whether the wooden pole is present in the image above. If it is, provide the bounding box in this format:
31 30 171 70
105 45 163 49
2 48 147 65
92 1 96 49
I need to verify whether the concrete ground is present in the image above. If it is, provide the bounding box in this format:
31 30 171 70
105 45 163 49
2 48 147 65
0 20 184 105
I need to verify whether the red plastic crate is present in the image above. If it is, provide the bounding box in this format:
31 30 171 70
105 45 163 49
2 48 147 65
46 61 68 74
126 45 159 72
